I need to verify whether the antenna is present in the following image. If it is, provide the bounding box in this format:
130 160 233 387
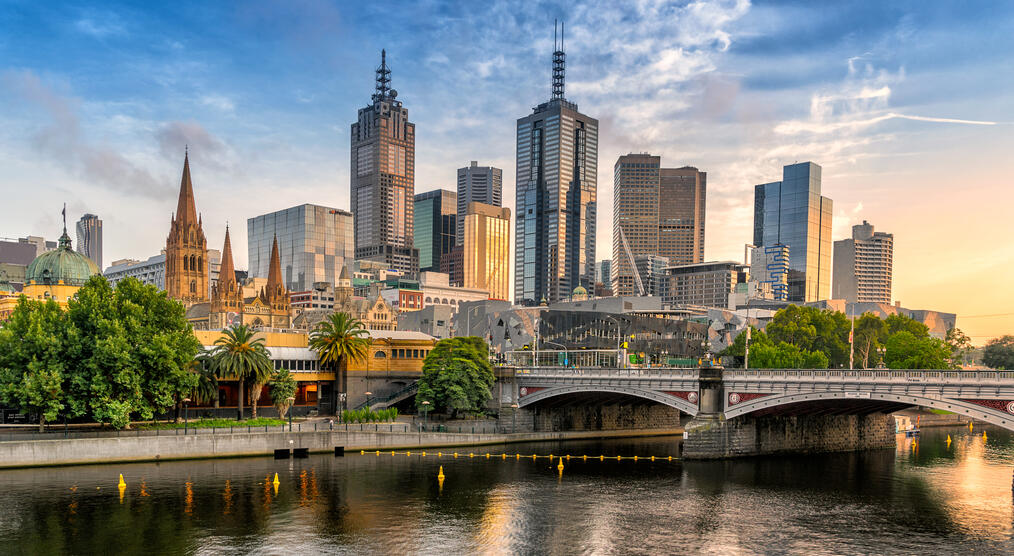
552 20 566 100
373 49 391 103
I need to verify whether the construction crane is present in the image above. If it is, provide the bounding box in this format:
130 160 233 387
618 226 646 296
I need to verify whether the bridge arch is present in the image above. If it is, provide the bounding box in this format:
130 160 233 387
724 391 1014 431
519 385 699 416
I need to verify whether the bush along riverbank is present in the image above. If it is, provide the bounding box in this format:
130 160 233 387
341 408 398 424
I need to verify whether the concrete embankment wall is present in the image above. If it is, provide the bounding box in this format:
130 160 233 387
0 428 683 469
532 404 683 432
683 413 894 459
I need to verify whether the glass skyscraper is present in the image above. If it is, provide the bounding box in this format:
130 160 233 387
247 204 354 293
514 28 598 305
414 189 456 273
753 162 833 302
75 213 102 269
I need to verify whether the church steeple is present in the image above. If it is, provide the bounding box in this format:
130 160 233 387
266 235 283 296
218 226 236 287
175 151 199 228
165 150 209 306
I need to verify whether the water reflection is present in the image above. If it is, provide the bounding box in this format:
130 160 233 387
0 427 1010 554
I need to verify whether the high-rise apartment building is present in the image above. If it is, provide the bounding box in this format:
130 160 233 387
753 162 833 302
75 213 102 269
612 154 706 296
832 220 893 303
350 50 418 275
515 24 598 305
456 161 502 246
414 190 457 273
248 204 354 293
462 202 511 301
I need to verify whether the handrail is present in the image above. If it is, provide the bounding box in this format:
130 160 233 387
511 366 1014 383
352 381 419 410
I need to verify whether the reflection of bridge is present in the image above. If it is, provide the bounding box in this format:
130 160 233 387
507 365 1014 458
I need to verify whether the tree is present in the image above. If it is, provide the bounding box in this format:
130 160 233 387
853 313 887 369
270 370 298 419
211 324 273 420
309 312 369 413
765 305 817 348
415 337 494 418
719 326 769 367
190 349 219 407
748 341 829 369
885 331 951 369
982 335 1014 370
885 313 929 338
945 328 973 368
766 305 850 367
0 298 68 432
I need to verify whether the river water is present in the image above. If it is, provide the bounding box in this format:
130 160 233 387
0 426 1011 555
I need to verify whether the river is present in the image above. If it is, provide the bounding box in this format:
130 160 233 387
0 425 1011 555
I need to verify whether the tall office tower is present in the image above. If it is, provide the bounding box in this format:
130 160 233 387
612 154 660 296
414 189 457 273
514 22 598 305
248 204 354 293
75 213 102 269
456 161 502 245
350 49 418 275
165 151 209 306
753 162 833 302
832 220 893 303
659 166 706 265
462 201 511 301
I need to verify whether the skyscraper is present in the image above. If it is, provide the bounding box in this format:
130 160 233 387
611 154 706 296
247 204 354 293
75 213 102 269
165 151 209 306
515 22 598 305
462 201 511 301
456 161 502 245
832 220 893 303
753 162 833 302
414 189 457 273
350 50 418 275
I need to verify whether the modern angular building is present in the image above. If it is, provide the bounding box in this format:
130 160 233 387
515 25 598 305
75 213 102 269
456 161 502 245
753 162 833 302
634 254 670 298
462 201 511 301
414 189 457 273
832 220 893 303
612 154 706 296
350 50 418 275
247 204 354 293
665 261 750 308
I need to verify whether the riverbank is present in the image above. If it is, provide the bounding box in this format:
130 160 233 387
0 427 684 469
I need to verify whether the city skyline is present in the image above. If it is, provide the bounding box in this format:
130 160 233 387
1 1 1013 339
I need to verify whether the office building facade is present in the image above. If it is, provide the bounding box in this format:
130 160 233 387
749 244 789 301
350 50 418 274
75 213 102 269
665 261 749 308
462 201 511 301
753 162 833 302
414 189 457 273
832 220 893 303
634 254 670 298
659 166 706 265
248 204 354 293
456 161 502 245
596 259 612 291
515 31 598 305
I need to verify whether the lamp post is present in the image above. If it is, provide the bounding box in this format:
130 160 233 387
533 316 540 369
605 315 622 368
511 403 519 433
286 396 295 431
364 391 373 411
182 398 191 435
421 401 431 431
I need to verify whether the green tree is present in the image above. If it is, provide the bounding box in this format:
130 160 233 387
765 305 850 367
885 313 929 338
885 331 951 369
415 337 494 418
765 305 817 348
211 324 273 420
190 349 219 407
982 335 1014 369
749 341 829 369
308 312 369 413
945 328 973 368
0 298 69 432
270 369 298 419
719 326 769 367
853 313 888 369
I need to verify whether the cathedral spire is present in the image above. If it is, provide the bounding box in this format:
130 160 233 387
266 234 283 295
175 151 199 227
219 225 236 288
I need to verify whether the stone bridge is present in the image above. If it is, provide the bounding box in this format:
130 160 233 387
507 366 1014 458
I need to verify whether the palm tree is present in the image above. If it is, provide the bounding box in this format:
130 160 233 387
309 312 370 414
212 324 273 421
190 349 220 408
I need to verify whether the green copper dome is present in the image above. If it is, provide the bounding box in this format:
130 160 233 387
0 272 14 294
25 231 100 287
572 285 588 296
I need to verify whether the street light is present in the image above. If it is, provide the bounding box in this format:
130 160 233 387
364 391 373 410
511 403 519 433
182 398 191 435
421 401 431 431
605 315 623 368
286 396 295 431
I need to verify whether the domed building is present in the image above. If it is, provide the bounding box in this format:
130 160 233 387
0 218 100 320
571 285 589 302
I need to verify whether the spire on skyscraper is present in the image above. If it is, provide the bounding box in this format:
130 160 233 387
372 49 393 103
552 20 566 101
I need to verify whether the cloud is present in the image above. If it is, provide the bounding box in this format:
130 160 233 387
156 121 229 170
75 17 126 38
200 94 236 112
1 69 169 199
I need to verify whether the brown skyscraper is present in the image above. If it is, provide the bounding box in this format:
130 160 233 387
659 166 706 266
165 152 209 306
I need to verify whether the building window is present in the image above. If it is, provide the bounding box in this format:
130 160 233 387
374 351 387 358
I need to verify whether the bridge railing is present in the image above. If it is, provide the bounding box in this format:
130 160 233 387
724 369 1014 382
515 366 700 379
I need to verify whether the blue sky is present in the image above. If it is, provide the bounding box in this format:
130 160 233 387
2 0 1013 339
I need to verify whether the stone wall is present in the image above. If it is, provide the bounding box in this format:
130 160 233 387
683 413 894 459
531 404 683 432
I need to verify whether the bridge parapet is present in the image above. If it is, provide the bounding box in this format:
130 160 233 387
724 369 1014 384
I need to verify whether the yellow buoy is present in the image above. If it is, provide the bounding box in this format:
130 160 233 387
617 455 622 461
437 466 445 479
557 459 564 472
651 456 655 461
454 452 458 458
118 474 126 488
469 453 474 458
582 455 587 460
485 453 490 459
532 454 537 460
272 473 280 485
375 450 380 455
599 455 604 461
969 422 973 431
422 451 426 456
438 452 442 457
983 431 988 441
668 456 672 461
633 456 638 461
566 455 570 460
407 451 411 456
549 454 553 461
360 450 365 455
516 453 520 459
946 435 952 445
502 453 506 459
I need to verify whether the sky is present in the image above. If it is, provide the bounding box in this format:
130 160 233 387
1 0 1013 342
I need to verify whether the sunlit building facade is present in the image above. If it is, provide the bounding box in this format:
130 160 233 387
248 204 354 293
456 161 502 246
462 202 511 301
833 220 893 303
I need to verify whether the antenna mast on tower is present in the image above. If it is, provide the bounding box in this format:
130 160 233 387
372 49 392 102
552 20 566 100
